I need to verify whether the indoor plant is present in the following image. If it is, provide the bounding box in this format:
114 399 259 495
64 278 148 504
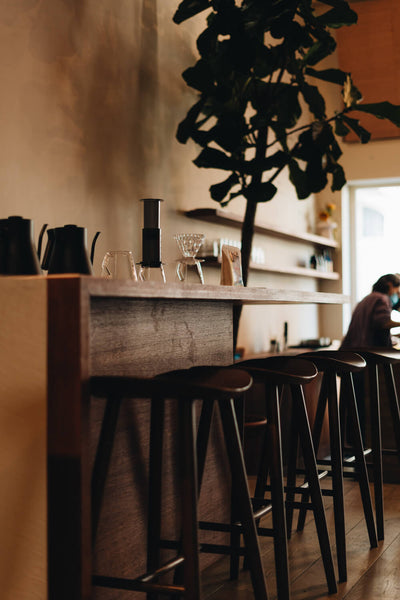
173 0 400 340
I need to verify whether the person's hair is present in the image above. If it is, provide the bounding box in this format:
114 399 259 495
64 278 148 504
372 273 400 294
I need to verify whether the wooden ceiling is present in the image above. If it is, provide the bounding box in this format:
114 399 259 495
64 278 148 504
335 0 400 140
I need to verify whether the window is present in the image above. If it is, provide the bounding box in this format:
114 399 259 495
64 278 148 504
343 181 400 334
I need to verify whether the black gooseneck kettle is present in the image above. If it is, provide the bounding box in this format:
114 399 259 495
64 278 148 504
0 216 41 275
41 224 100 274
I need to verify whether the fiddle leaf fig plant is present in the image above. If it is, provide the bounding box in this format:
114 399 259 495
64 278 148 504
173 0 400 343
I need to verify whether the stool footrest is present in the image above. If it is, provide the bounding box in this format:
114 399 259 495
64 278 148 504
321 489 335 498
198 521 238 533
382 448 399 456
160 537 246 557
200 543 246 556
256 526 275 536
93 557 186 594
286 500 315 511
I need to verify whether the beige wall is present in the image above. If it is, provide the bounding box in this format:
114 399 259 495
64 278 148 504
1 1 399 352
0 278 47 600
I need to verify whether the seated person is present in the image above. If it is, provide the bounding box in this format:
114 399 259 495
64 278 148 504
340 273 400 441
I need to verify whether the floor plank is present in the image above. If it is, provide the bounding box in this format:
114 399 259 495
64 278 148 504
201 480 400 600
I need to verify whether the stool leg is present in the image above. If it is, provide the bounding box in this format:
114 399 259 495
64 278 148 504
91 395 122 546
297 375 328 532
218 397 269 600
263 385 289 600
196 400 214 490
383 364 400 467
230 396 245 580
326 370 347 582
147 397 165 600
179 399 201 600
340 374 377 549
285 389 299 539
368 363 384 540
290 384 337 594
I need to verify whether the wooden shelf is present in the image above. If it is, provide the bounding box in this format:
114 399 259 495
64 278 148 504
184 208 339 249
202 256 340 280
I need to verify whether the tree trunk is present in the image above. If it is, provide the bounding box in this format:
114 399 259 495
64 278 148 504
233 198 257 351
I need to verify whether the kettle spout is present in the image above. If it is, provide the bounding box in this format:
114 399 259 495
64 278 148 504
91 231 101 265
37 223 48 261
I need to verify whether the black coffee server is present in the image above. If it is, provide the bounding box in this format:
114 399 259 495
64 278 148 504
41 224 100 275
0 216 41 275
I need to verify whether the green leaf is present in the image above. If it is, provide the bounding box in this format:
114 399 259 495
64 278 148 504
275 84 302 128
212 116 248 152
329 136 343 161
264 151 290 170
193 147 237 170
288 159 310 200
301 83 326 120
245 151 289 175
173 0 211 24
342 116 371 143
182 60 214 93
306 159 327 193
191 128 214 147
331 164 346 192
355 102 400 127
197 27 218 57
176 100 205 144
243 182 277 203
305 67 348 86
303 35 337 67
210 173 240 202
334 117 350 137
317 5 358 29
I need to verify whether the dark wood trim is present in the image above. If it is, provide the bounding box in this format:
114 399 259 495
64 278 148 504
47 277 91 600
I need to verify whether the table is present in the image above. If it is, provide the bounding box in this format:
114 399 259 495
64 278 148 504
0 276 349 600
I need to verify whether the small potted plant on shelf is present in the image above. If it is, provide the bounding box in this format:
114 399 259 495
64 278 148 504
317 202 337 239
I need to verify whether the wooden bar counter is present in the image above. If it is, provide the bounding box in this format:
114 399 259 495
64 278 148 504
0 276 349 600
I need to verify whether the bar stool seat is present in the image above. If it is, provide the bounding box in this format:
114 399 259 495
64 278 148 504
293 350 378 584
90 366 268 600
218 356 337 599
342 347 400 540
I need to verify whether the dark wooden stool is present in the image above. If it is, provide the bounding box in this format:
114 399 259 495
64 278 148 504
294 350 378 584
227 356 338 599
90 366 268 600
344 348 400 540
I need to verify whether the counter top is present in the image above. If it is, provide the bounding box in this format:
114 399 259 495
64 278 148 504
80 277 349 305
3 276 349 305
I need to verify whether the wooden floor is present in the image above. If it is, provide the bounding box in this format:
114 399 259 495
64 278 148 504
201 478 400 600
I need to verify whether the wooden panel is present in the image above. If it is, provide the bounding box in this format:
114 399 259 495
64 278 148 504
336 0 400 141
88 296 234 599
90 298 234 377
0 277 47 600
47 277 92 600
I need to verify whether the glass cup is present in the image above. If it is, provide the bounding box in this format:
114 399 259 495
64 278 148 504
101 251 138 280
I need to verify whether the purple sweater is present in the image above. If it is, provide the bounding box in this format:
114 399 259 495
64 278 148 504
340 292 392 349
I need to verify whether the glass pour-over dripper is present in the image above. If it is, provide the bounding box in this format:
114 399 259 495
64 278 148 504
174 233 205 284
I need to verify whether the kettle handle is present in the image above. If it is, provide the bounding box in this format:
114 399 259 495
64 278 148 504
37 223 48 261
90 231 101 265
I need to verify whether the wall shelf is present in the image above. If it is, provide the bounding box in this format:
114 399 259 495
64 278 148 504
184 208 339 249
202 256 340 280
184 208 340 280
